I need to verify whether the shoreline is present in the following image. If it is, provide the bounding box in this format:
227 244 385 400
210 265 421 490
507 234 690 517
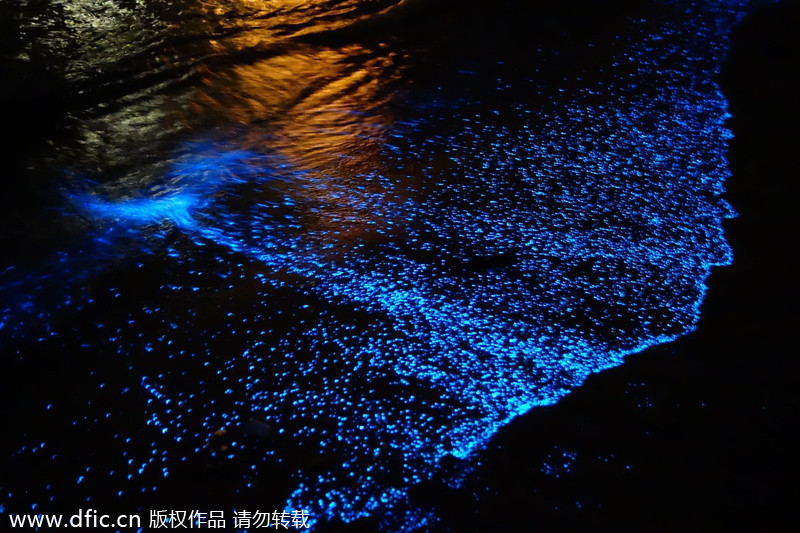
407 2 799 530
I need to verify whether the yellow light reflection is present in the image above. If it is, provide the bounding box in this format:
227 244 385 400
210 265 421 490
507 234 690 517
55 0 414 252
188 33 410 251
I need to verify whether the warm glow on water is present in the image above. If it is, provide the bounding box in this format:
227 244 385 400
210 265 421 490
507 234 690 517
20 0 411 252
186 41 409 248
188 0 406 42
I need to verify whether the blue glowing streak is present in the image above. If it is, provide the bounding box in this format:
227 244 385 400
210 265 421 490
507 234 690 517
75 193 202 229
72 148 272 229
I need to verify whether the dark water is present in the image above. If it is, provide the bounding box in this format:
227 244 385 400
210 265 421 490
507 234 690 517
0 0 775 530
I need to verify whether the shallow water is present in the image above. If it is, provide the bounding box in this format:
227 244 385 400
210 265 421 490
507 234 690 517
0 0 764 529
